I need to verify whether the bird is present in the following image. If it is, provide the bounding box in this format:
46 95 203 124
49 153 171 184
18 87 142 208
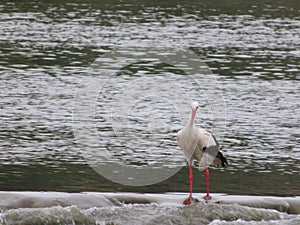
177 101 227 205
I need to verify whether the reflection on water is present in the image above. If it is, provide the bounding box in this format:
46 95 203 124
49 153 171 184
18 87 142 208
0 0 299 195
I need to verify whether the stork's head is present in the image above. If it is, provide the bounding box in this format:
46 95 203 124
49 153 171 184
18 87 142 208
191 101 199 111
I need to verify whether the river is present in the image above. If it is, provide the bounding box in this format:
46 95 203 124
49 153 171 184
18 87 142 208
0 0 299 224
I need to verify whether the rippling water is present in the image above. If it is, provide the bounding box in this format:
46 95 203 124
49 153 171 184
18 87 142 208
0 0 299 197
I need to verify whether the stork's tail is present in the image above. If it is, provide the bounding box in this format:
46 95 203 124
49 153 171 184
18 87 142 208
216 150 228 167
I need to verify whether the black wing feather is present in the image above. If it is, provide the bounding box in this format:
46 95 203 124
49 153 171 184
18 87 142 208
203 134 228 167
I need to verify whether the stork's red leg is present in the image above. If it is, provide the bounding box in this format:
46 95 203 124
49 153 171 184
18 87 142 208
204 166 211 200
183 161 199 205
189 162 193 198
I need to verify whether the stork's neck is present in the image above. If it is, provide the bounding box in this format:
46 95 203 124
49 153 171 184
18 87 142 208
189 109 197 127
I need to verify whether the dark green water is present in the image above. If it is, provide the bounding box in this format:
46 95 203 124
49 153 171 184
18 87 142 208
0 0 299 196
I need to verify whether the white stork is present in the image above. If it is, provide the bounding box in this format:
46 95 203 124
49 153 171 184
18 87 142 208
177 101 227 205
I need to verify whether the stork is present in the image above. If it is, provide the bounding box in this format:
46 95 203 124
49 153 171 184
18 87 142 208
177 101 227 205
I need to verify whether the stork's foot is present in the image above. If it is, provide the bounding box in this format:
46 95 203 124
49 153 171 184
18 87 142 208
203 195 212 201
183 196 199 205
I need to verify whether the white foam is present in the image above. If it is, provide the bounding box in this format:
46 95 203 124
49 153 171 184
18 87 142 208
0 191 299 214
0 192 299 225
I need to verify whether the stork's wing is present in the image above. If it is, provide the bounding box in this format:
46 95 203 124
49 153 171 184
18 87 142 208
202 134 219 157
196 129 228 167
210 134 228 166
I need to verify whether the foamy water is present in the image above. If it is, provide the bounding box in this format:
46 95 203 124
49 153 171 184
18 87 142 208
0 192 300 225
